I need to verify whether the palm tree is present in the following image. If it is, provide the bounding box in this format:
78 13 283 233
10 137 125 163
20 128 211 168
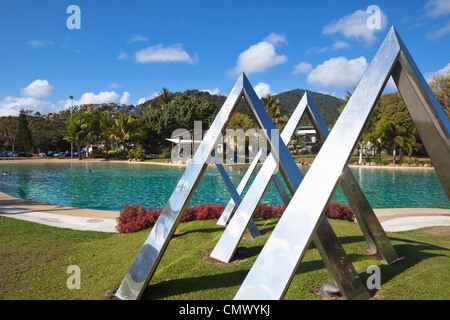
99 112 114 158
261 94 288 130
63 111 89 160
82 112 100 158
110 113 143 155
378 121 416 164
158 87 172 108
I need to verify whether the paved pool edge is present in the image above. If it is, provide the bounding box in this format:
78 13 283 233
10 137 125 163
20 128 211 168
1 190 449 233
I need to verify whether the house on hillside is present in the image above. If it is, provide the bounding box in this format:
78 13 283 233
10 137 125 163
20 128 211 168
297 126 319 144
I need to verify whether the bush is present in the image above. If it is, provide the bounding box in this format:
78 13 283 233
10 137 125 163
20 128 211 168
254 203 285 220
88 149 104 158
128 145 146 160
116 204 162 234
325 202 355 222
182 204 225 222
116 202 355 234
161 147 171 158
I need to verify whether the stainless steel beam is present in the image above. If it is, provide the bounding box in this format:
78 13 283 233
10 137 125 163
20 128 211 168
213 153 261 238
234 27 400 300
216 149 263 226
306 93 399 264
235 26 449 300
211 91 370 300
392 41 450 197
116 75 247 300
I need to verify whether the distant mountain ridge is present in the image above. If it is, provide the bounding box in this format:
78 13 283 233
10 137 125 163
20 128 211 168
143 88 344 126
274 89 344 126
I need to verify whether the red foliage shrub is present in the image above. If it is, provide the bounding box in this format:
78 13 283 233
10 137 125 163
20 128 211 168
325 202 355 222
254 204 285 220
116 201 354 234
182 204 225 222
116 204 162 234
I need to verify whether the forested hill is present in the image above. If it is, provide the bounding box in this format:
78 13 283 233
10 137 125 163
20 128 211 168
274 89 344 126
143 88 344 126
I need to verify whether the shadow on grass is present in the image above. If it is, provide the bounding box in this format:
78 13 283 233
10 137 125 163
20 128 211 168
141 231 449 300
367 236 449 287
141 270 249 300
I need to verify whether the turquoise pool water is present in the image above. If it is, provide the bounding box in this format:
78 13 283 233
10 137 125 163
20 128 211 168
0 162 449 211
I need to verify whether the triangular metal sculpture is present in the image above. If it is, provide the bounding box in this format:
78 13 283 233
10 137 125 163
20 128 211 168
116 74 246 300
116 26 449 301
212 152 262 238
233 27 450 300
209 91 399 300
212 92 398 266
116 73 370 300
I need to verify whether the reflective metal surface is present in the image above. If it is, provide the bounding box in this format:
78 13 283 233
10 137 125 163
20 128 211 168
210 91 370 299
210 92 309 264
213 153 261 238
306 93 399 264
211 91 397 265
117 27 448 300
391 31 450 197
216 149 262 226
116 75 248 300
234 27 449 300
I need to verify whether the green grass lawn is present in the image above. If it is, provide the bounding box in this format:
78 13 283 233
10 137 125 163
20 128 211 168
0 216 448 300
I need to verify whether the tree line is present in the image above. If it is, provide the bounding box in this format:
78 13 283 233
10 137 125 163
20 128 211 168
1 73 448 161
341 73 449 164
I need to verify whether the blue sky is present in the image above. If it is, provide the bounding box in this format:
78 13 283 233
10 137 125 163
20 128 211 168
0 0 449 116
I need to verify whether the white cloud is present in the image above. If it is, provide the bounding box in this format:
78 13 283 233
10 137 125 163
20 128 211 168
307 56 368 89
135 44 198 64
330 41 350 50
20 79 54 98
117 51 129 60
263 33 288 45
201 88 220 95
306 41 350 55
0 96 54 117
254 82 273 98
0 88 132 117
425 0 450 17
119 92 131 105
425 62 450 81
427 21 450 40
128 34 148 43
137 98 146 105
77 91 120 105
292 62 313 75
150 91 160 99
323 9 388 46
436 62 450 75
29 40 53 48
230 39 287 76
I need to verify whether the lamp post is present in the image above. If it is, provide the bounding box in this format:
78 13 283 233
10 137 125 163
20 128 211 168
69 96 74 159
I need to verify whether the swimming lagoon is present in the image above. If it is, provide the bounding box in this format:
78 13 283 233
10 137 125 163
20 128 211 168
1 162 449 211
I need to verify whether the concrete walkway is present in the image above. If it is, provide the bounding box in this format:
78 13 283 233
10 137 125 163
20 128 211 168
0 191 119 232
0 191 449 233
